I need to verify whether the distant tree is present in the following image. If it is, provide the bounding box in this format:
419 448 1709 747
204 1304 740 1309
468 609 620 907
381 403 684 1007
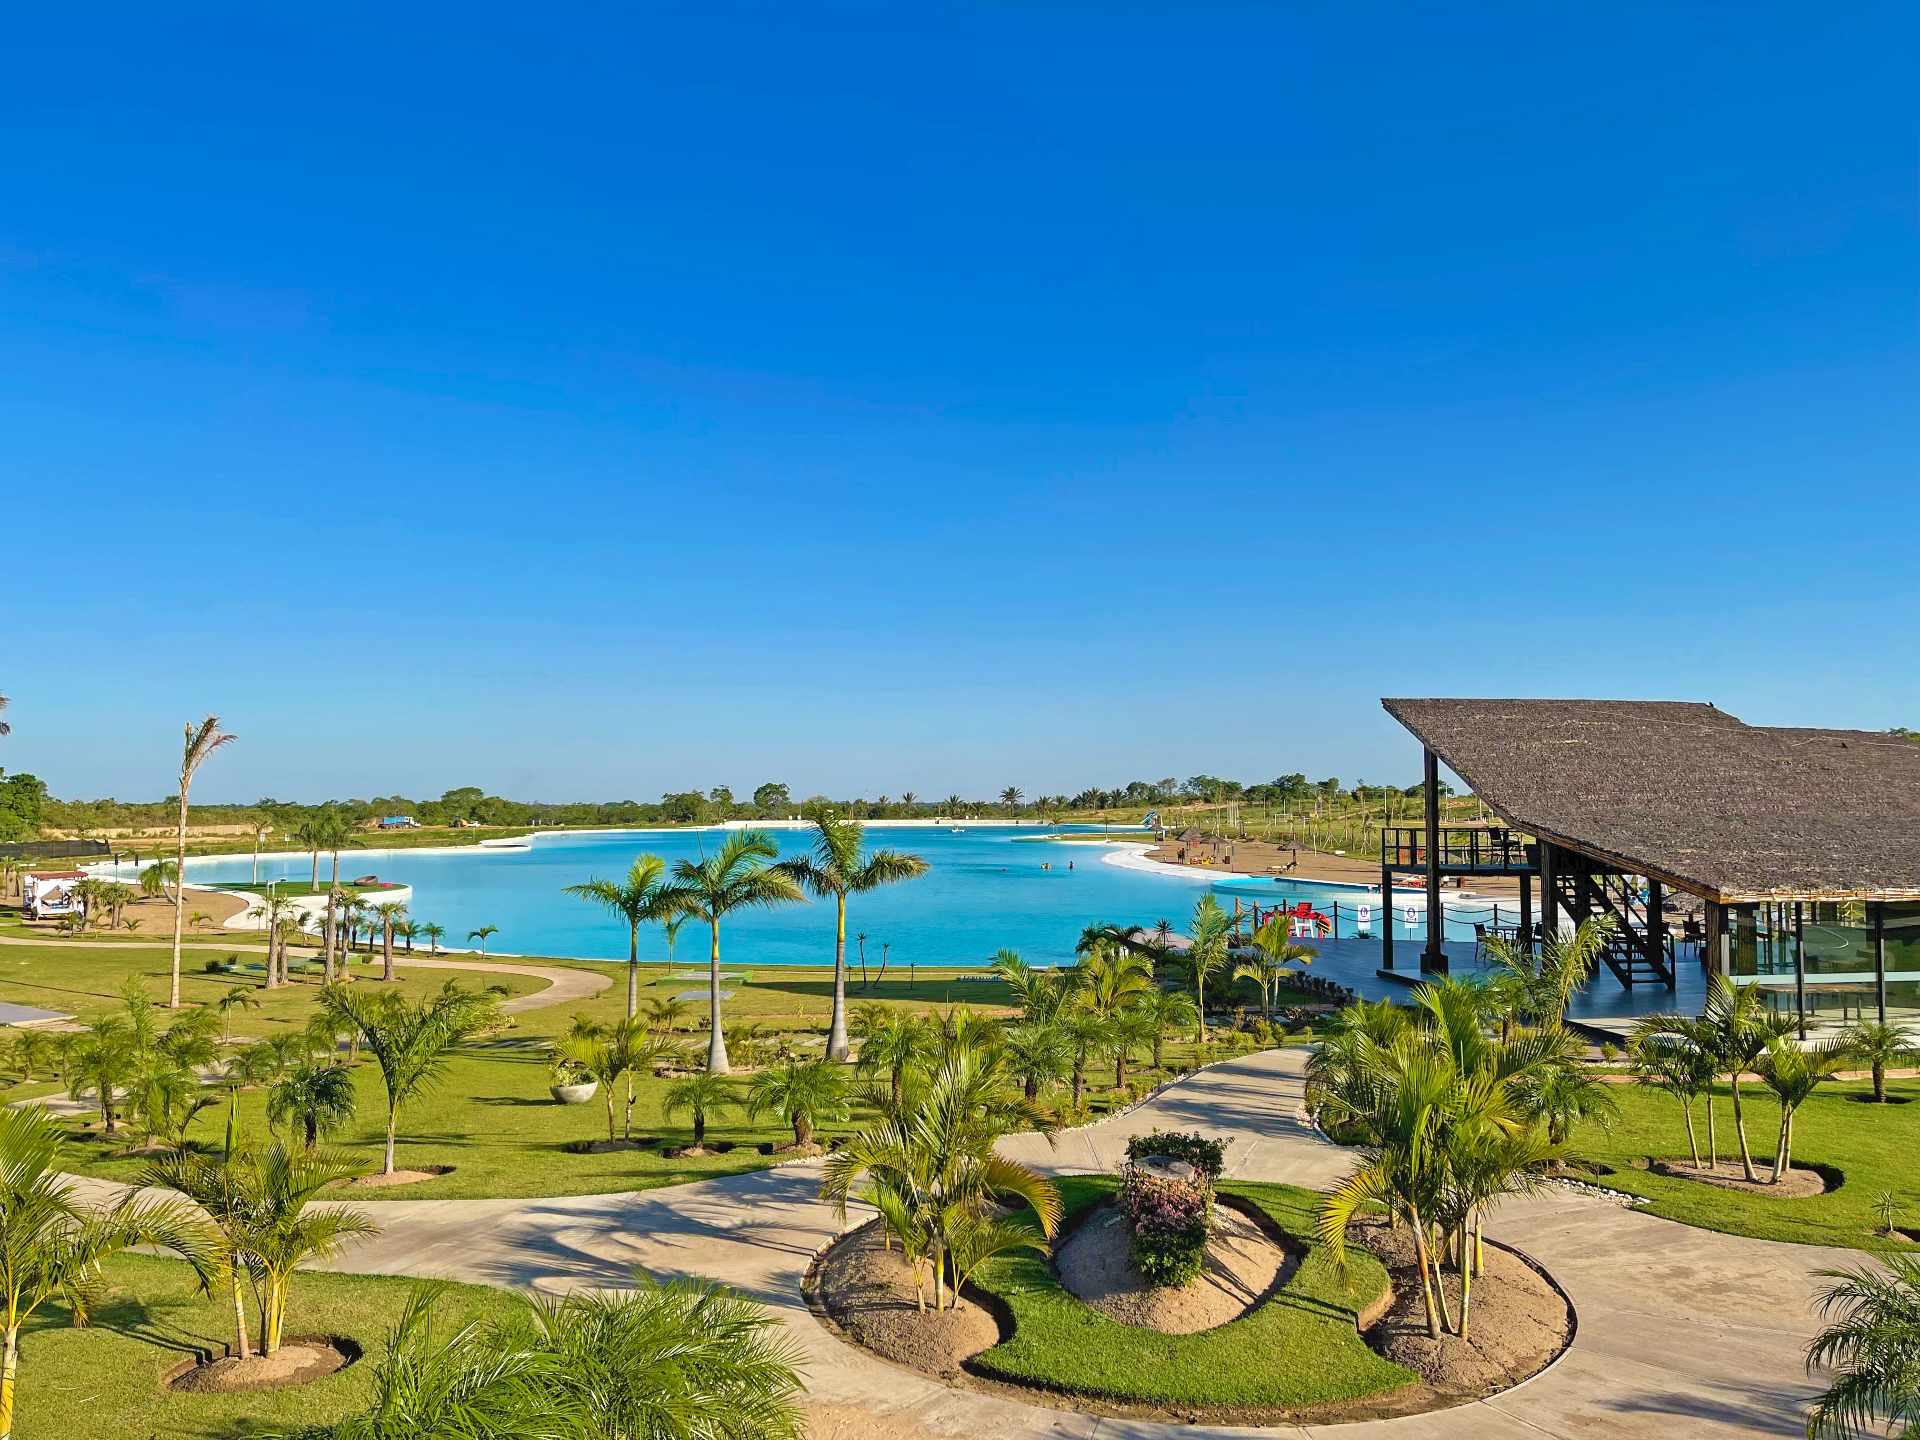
372 900 409 981
168 717 235 1008
752 781 792 815
564 855 679 1017
1000 786 1023 811
418 921 446 954
467 924 498 957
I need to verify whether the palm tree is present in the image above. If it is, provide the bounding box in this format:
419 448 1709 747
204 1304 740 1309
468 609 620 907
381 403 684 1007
1235 915 1316 1018
1060 1010 1108 1109
307 811 353 979
1841 1020 1917 1104
319 1274 805 1440
418 921 446 954
242 1143 378 1354
564 854 678 1017
1107 1006 1157 1089
1075 942 1152 1019
747 1059 848 1150
1186 894 1231 1041
663 1070 739 1151
1805 1253 1920 1440
0 1107 211 1439
67 1020 134 1134
776 805 928 1061
467 925 499 957
1000 786 1023 812
853 1009 935 1111
1698 974 1790 1182
320 983 501 1175
1629 1031 1716 1168
267 1062 358 1149
659 831 805 1074
217 983 262 1040
169 716 236 1007
558 1020 664 1143
372 899 409 981
822 1045 1059 1313
999 1020 1070 1101
1757 1036 1849 1182
989 948 1073 1025
1483 914 1612 1035
294 816 326 893
1139 987 1199 1069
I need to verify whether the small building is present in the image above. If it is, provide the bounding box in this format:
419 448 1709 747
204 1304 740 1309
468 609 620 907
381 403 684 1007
22 871 87 921
1382 697 1920 1033
377 815 419 830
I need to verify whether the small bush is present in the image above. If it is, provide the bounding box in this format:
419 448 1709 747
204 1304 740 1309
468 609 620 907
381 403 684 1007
1599 1041 1619 1064
1122 1165 1212 1287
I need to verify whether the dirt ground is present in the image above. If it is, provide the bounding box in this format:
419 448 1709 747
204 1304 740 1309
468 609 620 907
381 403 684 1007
1651 1158 1829 1198
348 1166 455 1189
811 1223 1001 1378
1352 1218 1572 1396
1144 838 1523 896
1055 1198 1294 1333
168 1339 350 1393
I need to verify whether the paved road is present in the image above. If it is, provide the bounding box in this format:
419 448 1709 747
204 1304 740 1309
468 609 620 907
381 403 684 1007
206 1047 1826 1439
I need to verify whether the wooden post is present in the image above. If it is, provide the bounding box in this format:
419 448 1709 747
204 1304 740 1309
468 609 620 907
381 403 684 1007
1422 749 1445 971
1793 901 1806 1040
1539 841 1558 943
1646 878 1666 989
1519 870 1533 945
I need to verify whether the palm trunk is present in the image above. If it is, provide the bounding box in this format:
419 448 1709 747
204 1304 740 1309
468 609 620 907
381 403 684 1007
692 1108 706 1147
1705 1092 1718 1169
1428 1220 1456 1334
1456 1222 1473 1340
1 1325 18 1440
264 1277 285 1355
1730 1074 1757 1181
604 1085 618 1142
1874 1061 1887 1103
706 918 730 1073
827 896 850 1062
1196 977 1207 1040
1409 1203 1441 1340
385 1106 398 1175
627 923 639 1018
382 922 395 982
1771 1109 1789 1183
1680 1097 1700 1166
231 1265 253 1360
169 786 189 1007
624 1073 636 1140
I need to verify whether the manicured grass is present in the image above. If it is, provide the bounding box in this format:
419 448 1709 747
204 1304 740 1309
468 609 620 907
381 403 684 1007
1570 1074 1920 1250
208 880 408 900
969 1176 1412 1408
11 1253 513 1440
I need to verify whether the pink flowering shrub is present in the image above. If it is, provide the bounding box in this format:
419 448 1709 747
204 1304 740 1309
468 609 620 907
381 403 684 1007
1122 1165 1214 1287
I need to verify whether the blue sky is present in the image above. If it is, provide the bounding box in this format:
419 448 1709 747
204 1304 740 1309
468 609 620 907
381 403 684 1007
5 4 1916 803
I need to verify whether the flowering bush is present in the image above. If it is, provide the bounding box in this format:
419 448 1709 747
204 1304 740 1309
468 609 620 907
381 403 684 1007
1122 1165 1214 1287
1124 1130 1227 1181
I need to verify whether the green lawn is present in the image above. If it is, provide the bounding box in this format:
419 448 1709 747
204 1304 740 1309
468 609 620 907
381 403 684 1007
1570 1074 1920 1250
969 1176 1412 1410
10 1253 513 1440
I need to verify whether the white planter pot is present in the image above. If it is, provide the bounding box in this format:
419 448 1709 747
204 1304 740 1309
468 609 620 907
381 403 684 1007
550 1080 598 1105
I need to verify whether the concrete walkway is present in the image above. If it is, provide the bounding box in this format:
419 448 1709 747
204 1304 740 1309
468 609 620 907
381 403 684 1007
169 1046 1820 1439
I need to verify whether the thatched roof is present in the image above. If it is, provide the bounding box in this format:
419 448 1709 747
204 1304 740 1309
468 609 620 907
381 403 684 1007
1382 698 1920 904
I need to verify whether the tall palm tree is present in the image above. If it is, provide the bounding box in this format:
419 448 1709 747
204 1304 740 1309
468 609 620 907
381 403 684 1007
1000 786 1023 812
659 831 804 1074
563 854 678 1017
307 811 353 979
1805 1254 1920 1440
0 1107 211 1440
372 900 410 982
467 925 499 957
776 806 928 1061
169 716 235 1007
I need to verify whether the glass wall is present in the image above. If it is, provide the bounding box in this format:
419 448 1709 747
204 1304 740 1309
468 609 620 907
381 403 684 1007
1885 901 1920 1022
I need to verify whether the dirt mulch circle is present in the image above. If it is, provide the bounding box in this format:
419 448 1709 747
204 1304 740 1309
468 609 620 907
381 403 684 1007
810 1223 1001 1377
1846 1094 1914 1106
166 1337 358 1393
567 1138 657 1154
1650 1159 1828 1198
663 1142 738 1159
1055 1198 1295 1333
348 1165 455 1189
1351 1219 1572 1399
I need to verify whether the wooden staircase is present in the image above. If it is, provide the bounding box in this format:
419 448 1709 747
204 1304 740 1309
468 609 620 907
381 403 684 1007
1552 871 1675 989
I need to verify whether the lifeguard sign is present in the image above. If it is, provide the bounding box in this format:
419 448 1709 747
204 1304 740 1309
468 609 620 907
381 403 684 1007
23 871 86 920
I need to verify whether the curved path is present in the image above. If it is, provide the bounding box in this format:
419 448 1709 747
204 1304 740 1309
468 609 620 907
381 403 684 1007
0 932 610 1015
98 1047 1816 1439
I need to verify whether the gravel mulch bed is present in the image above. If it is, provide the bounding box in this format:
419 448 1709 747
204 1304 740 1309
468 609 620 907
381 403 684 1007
1650 1159 1829 1198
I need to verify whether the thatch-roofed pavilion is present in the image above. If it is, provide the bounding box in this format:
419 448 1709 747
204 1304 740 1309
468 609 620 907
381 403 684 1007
1382 698 1920 1032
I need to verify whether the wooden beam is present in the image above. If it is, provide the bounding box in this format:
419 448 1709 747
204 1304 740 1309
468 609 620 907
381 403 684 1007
1422 748 1446 971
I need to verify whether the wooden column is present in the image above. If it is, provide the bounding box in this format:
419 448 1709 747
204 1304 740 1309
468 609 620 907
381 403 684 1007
1646 878 1666 989
1519 869 1533 945
1539 841 1559 942
1422 748 1446 971
1707 902 1728 978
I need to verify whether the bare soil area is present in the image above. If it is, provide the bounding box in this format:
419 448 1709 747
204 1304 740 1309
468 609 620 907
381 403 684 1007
349 1165 455 1188
811 1223 1000 1377
1351 1218 1572 1398
166 1338 353 1393
1055 1198 1295 1333
1651 1158 1829 1198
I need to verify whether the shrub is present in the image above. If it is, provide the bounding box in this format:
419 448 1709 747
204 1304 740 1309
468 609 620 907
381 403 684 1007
1600 1041 1619 1064
1125 1130 1227 1180
1122 1165 1212 1287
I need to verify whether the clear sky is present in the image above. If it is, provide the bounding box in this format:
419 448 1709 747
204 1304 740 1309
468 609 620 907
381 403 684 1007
5 4 1916 804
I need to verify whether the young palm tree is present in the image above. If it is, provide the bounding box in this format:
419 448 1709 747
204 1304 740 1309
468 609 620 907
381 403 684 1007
1482 914 1612 1034
1234 916 1316 1018
822 1045 1059 1314
169 716 235 1007
243 1143 379 1353
267 1062 359 1149
1805 1254 1920 1440
320 983 501 1174
0 1107 212 1439
1840 1020 1918 1104
418 921 446 954
467 925 499 957
776 805 928 1061
563 854 678 1017
999 1020 1070 1101
1074 942 1153 1019
1629 1031 1717 1168
557 1019 664 1143
372 900 410 982
1107 1006 1157 1089
643 995 691 1035
663 1070 739 1150
852 1010 935 1111
659 831 804 1074
989 948 1073 1025
1059 1010 1109 1110
217 983 262 1039
1757 1036 1849 1182
67 1019 134 1134
1186 894 1232 1041
747 1059 848 1150
1139 987 1199 1069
